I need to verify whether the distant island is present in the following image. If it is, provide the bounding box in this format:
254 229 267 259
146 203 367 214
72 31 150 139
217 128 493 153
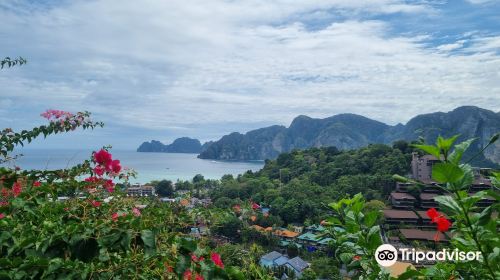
137 137 212 153
198 106 500 166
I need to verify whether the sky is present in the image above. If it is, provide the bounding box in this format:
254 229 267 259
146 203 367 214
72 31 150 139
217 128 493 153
1 0 499 150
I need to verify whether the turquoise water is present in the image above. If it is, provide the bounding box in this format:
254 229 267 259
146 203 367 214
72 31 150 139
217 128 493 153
3 149 264 184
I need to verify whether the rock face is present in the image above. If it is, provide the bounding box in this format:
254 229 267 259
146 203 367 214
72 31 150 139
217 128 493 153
137 137 203 153
198 106 500 166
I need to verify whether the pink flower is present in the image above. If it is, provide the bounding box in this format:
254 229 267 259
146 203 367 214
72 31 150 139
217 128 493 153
0 213 5 219
132 207 141 217
183 269 192 280
93 166 105 176
12 182 22 197
191 254 204 262
1 188 10 198
195 274 204 280
94 149 112 167
33 181 41 187
104 180 115 193
112 212 119 221
251 202 260 210
85 177 99 183
211 252 224 268
111 160 121 173
90 200 101 207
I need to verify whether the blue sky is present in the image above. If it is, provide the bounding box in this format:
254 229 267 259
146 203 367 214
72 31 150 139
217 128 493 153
1 0 499 150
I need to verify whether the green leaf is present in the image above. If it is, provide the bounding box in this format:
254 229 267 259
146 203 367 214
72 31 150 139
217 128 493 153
412 144 441 159
449 138 476 165
432 162 464 183
436 134 459 155
140 230 156 257
434 195 462 215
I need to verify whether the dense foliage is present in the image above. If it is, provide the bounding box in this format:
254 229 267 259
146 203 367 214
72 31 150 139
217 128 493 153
209 144 413 225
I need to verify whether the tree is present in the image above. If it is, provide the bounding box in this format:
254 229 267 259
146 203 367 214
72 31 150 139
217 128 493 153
154 179 174 197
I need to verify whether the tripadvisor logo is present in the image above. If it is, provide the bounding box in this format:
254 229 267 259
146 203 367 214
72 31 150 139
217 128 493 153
375 244 482 267
375 244 398 267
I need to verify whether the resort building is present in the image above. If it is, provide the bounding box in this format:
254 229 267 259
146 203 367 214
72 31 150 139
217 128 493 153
259 251 309 278
390 192 416 209
411 153 439 181
126 184 155 197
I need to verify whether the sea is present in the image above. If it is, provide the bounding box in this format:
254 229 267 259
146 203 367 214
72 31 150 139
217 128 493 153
2 149 264 184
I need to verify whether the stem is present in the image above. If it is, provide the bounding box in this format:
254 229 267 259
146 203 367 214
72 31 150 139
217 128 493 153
453 191 495 279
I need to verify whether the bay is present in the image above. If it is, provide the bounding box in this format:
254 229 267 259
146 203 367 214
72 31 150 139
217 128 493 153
3 149 264 184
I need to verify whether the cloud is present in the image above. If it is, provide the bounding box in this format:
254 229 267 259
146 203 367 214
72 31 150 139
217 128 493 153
0 0 499 148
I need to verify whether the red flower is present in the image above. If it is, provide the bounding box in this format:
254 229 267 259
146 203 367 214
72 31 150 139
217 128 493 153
211 252 224 268
94 149 112 166
195 274 204 280
427 208 452 238
93 166 105 176
183 269 192 280
436 217 451 232
191 254 205 262
353 255 361 261
251 202 260 210
90 200 101 207
12 182 22 197
111 160 121 173
33 181 41 187
0 213 5 219
426 208 439 222
112 212 119 221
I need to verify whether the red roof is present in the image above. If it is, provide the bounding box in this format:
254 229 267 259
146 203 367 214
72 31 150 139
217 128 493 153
383 210 419 219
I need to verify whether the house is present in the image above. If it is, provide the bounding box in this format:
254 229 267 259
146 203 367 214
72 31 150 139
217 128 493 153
419 193 440 209
273 229 300 240
390 192 416 209
395 182 413 192
411 153 439 181
260 251 284 267
305 224 326 234
400 229 448 243
297 232 322 245
383 209 419 225
259 252 309 277
127 185 155 197
284 256 309 277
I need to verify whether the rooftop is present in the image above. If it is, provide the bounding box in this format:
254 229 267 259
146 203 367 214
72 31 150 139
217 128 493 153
400 229 447 241
383 209 419 219
261 251 283 261
286 256 309 272
391 192 416 200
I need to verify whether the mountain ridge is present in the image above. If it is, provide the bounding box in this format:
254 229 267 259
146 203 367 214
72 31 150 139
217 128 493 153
198 106 500 166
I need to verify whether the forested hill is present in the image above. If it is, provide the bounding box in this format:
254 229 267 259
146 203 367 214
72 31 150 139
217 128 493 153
198 106 500 167
209 143 414 224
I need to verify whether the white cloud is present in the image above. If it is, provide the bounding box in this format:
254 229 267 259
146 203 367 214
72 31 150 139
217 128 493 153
0 0 499 147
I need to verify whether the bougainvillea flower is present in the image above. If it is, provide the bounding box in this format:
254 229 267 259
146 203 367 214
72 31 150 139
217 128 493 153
85 177 99 183
94 149 112 166
251 202 260 210
111 160 121 173
195 274 204 280
93 166 105 176
0 213 5 219
1 188 10 198
183 269 192 280
90 200 101 207
104 180 115 193
12 182 22 197
211 252 224 268
33 181 41 187
111 212 119 221
132 207 141 217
